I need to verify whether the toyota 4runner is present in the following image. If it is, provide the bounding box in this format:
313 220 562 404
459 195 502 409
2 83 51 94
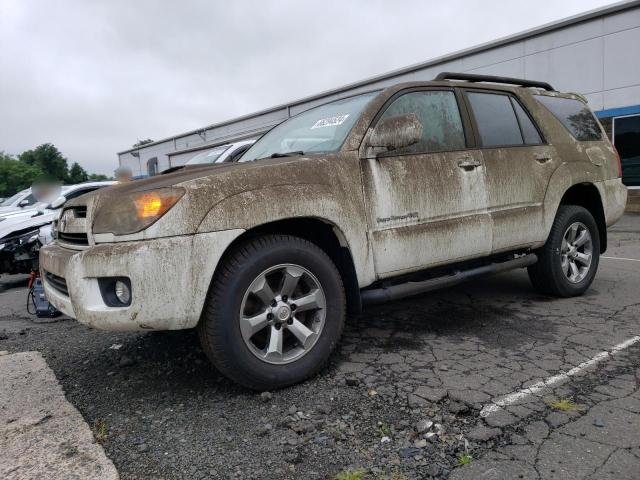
40 73 627 390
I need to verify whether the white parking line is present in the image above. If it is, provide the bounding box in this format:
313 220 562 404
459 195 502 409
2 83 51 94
602 256 640 262
480 335 640 417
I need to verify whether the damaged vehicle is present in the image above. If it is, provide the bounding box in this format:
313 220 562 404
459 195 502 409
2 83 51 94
40 73 627 390
0 181 115 276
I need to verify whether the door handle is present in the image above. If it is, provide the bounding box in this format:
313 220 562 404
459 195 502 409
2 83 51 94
535 154 552 164
457 158 482 171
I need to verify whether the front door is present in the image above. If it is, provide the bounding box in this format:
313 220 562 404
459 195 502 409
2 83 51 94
360 89 492 278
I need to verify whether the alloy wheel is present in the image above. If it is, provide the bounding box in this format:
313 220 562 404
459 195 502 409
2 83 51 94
239 264 326 364
560 221 593 283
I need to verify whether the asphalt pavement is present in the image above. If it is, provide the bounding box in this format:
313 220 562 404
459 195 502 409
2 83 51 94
1 214 639 479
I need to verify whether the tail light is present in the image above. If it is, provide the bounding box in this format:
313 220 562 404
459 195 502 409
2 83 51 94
613 145 622 178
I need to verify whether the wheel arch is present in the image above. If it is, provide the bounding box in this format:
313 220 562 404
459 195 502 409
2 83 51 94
209 218 362 315
542 161 608 253
556 183 607 253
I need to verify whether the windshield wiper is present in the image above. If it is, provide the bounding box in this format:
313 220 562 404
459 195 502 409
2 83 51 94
270 151 304 158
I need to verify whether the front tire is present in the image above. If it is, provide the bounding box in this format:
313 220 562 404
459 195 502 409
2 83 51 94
198 234 345 390
528 205 600 297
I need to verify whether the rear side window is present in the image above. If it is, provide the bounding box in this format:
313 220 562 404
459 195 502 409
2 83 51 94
535 95 602 141
467 92 523 147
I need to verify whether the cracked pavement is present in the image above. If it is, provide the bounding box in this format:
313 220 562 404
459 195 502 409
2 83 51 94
1 214 639 479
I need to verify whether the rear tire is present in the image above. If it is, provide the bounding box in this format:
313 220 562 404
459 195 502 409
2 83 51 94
198 234 345 390
528 205 600 297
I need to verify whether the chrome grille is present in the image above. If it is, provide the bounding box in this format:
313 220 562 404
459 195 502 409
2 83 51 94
57 232 89 246
57 206 89 248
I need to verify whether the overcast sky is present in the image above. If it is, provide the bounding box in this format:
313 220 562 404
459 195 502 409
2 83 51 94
0 0 617 175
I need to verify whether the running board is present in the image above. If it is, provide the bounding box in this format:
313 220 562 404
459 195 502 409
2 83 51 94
361 254 537 305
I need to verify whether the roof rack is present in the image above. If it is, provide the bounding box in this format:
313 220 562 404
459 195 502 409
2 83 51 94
434 72 554 91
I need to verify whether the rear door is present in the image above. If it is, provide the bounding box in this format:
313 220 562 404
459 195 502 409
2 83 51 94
463 90 557 252
360 88 492 277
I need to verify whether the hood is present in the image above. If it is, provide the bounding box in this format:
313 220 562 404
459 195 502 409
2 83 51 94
73 153 347 239
70 156 313 204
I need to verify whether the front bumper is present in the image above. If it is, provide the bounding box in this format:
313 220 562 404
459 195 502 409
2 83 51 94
39 230 244 331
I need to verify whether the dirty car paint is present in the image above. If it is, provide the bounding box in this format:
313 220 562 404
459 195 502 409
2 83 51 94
40 79 627 331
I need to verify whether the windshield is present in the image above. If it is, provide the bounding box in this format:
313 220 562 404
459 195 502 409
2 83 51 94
0 191 24 207
186 145 231 165
240 91 379 162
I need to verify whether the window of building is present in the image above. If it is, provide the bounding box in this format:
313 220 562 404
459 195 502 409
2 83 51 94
467 92 523 147
613 114 640 186
535 95 602 141
147 157 158 176
377 90 466 155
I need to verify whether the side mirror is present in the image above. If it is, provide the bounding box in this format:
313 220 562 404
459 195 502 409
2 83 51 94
49 195 66 209
18 199 30 208
368 113 423 153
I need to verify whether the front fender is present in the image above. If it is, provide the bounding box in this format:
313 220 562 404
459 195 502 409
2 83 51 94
198 183 336 232
197 183 376 287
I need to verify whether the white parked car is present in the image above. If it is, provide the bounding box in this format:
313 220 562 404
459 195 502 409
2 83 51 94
0 181 115 276
161 140 255 174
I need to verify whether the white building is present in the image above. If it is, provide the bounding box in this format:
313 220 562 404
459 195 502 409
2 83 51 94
118 0 640 185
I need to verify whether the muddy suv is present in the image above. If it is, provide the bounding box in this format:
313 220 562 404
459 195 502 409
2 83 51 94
40 73 627 390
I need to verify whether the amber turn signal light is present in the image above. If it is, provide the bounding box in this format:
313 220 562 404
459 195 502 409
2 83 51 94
134 192 180 219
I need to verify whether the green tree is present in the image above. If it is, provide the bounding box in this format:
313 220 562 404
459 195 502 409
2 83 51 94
132 138 154 147
68 162 89 183
88 173 111 181
19 143 69 182
0 152 44 197
2 143 111 194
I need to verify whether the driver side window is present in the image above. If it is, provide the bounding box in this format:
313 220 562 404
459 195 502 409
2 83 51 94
378 91 466 155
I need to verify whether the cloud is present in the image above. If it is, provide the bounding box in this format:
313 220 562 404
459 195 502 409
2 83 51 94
0 0 614 175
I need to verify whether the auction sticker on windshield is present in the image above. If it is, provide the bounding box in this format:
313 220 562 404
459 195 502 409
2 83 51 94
311 114 350 129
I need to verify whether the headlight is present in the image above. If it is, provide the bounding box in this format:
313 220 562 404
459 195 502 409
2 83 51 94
93 187 185 235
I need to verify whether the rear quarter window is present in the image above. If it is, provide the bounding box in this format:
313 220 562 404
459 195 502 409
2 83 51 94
535 95 602 141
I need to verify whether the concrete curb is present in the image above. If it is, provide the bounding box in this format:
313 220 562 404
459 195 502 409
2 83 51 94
0 351 118 480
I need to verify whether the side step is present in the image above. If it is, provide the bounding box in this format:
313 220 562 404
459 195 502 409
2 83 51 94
361 254 537 305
